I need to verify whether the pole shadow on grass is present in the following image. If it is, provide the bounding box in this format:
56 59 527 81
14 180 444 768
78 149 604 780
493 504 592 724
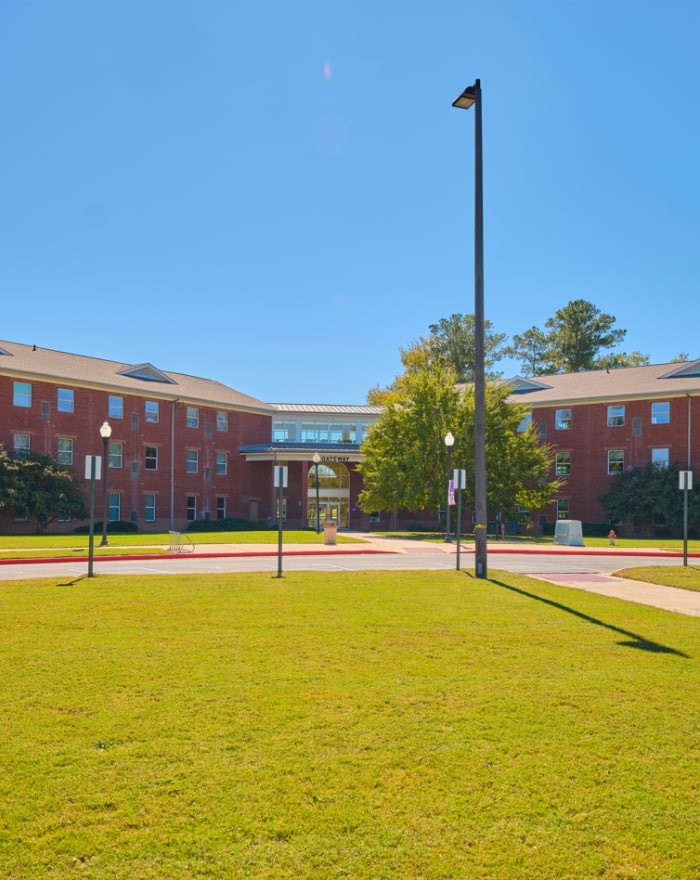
490 578 690 658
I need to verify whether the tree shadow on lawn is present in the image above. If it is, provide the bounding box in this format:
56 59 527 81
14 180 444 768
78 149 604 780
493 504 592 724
490 578 690 658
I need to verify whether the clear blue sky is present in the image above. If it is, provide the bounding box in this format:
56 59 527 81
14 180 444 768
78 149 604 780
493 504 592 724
2 0 698 404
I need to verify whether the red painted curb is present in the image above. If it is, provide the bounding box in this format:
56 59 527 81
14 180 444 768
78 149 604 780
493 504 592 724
0 546 697 567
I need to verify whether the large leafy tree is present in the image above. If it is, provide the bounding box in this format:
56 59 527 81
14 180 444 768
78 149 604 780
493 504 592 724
599 463 700 534
506 299 650 376
0 446 88 533
359 358 559 520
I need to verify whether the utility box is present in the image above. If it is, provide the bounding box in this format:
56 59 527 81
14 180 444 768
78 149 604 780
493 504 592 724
324 519 338 545
554 519 584 546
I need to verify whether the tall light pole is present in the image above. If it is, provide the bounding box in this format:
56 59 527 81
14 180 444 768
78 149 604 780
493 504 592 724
312 453 321 533
99 421 112 546
453 78 488 579
444 431 454 543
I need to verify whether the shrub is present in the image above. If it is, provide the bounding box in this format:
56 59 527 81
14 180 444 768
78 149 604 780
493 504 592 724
74 520 139 534
187 517 268 533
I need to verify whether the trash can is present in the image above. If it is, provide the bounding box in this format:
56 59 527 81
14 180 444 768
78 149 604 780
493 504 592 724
324 519 337 545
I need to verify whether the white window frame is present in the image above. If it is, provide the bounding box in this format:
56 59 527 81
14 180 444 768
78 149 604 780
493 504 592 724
216 497 226 520
145 400 160 424
145 493 156 522
57 437 74 466
555 451 571 476
145 446 158 471
607 405 625 427
186 406 199 428
216 452 227 475
186 496 197 522
108 493 120 523
13 434 30 457
651 402 670 425
216 411 228 432
556 498 570 520
109 395 124 419
108 442 123 469
555 408 572 430
651 448 669 469
607 450 624 474
186 449 199 474
57 388 74 413
13 381 31 408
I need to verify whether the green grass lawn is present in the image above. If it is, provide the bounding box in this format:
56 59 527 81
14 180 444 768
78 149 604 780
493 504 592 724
1 570 699 879
0 530 362 560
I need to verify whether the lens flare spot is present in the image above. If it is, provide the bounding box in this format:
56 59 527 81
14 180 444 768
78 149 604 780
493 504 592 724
323 61 332 79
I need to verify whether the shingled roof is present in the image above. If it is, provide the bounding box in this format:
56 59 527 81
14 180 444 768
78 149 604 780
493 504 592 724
502 359 700 406
0 340 272 414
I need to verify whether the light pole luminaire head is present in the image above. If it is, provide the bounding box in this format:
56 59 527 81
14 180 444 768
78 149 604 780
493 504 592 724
100 421 112 440
452 79 480 111
444 431 455 449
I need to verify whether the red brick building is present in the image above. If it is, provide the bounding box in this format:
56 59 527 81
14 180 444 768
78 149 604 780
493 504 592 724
509 361 700 533
0 340 381 533
2 338 699 536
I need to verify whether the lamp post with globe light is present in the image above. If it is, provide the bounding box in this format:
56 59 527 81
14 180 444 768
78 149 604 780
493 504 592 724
99 421 112 546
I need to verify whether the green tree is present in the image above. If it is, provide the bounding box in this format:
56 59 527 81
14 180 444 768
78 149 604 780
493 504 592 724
599 463 700 535
359 362 559 520
506 299 649 376
543 299 627 373
427 313 508 382
504 326 549 376
594 351 651 370
0 446 88 532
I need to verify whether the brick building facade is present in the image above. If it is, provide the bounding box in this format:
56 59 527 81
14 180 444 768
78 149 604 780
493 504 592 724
509 361 700 533
1 338 699 536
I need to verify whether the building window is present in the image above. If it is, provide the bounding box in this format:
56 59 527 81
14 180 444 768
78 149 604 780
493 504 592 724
651 402 670 425
145 447 158 471
131 462 139 479
145 494 156 522
145 401 159 423
13 382 31 408
607 405 625 427
555 452 571 476
13 434 30 457
57 438 74 466
57 388 74 413
607 450 624 474
41 401 50 421
109 396 124 419
108 442 123 469
186 496 197 522
216 452 227 475
216 412 228 432
556 499 570 520
58 510 72 523
186 406 199 428
205 422 212 439
186 449 199 474
517 413 532 433
216 497 226 520
651 448 669 469
632 417 642 436
538 423 547 440
555 409 572 430
108 493 120 522
131 413 139 431
273 420 296 441
204 466 212 483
